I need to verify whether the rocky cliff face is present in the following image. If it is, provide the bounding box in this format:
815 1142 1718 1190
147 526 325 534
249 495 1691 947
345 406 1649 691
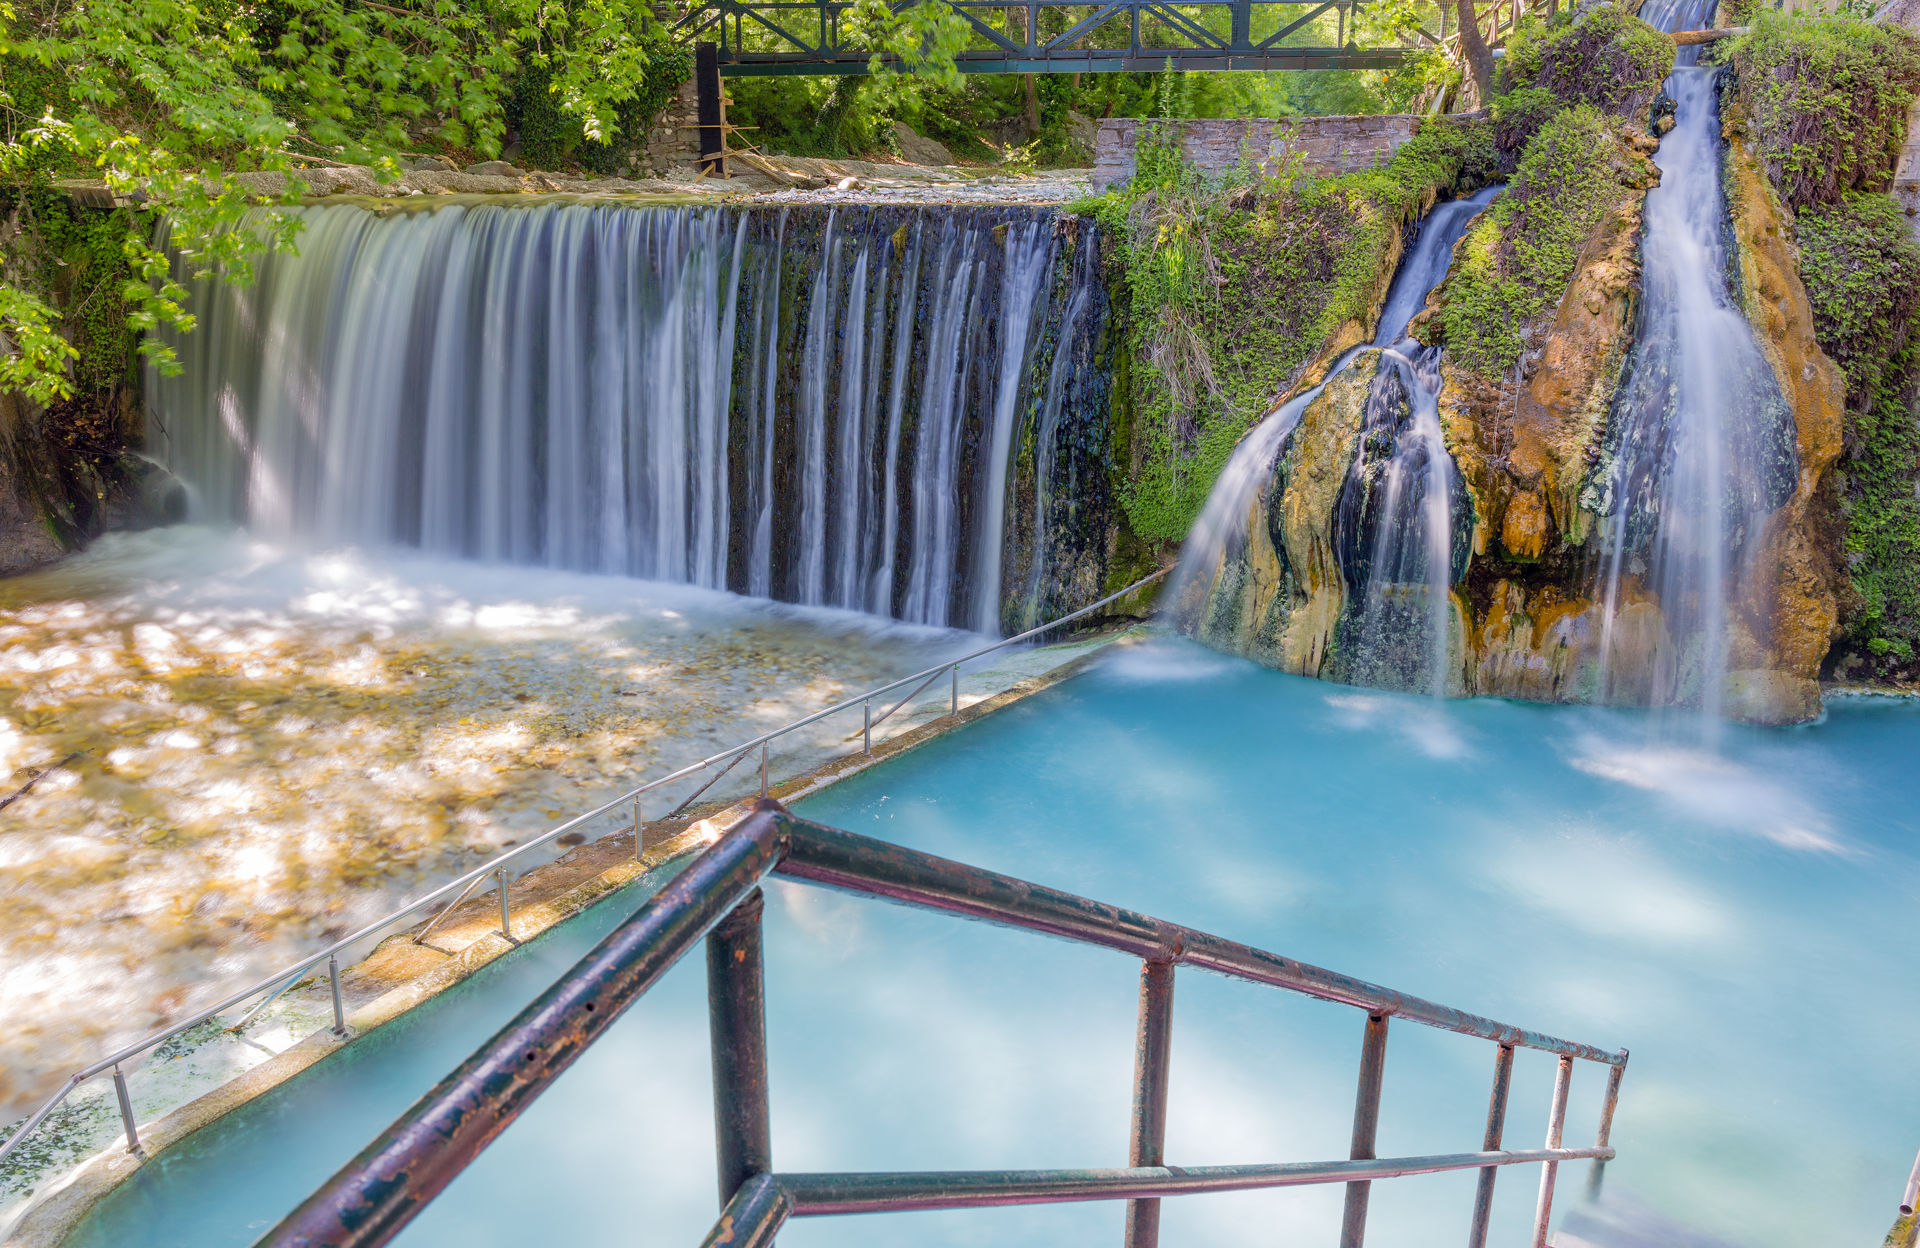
1719 130 1848 721
1178 89 1850 723
1436 124 1846 723
0 389 167 579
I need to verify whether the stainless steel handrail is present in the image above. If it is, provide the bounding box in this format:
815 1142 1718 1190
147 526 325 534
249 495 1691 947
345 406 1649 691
0 568 1167 1170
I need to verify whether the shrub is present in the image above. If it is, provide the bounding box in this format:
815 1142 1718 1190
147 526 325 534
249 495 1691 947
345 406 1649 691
1730 12 1920 211
1502 6 1675 123
577 44 693 176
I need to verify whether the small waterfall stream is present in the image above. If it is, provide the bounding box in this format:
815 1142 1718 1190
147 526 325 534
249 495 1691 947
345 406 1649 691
147 201 1108 635
1589 19 1797 720
1332 185 1502 695
1169 186 1500 693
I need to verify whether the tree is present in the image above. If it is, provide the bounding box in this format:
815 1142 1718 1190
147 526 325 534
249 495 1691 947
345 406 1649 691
0 0 672 403
1456 0 1496 107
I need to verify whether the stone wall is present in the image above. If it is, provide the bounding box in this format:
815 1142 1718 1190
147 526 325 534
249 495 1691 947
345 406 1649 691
640 78 704 176
1091 114 1424 192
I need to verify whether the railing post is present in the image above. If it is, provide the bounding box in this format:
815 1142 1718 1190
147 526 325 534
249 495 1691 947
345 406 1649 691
1467 1044 1515 1248
864 699 872 754
708 888 771 1206
496 868 513 941
760 740 769 797
327 953 346 1036
1339 1012 1390 1248
1123 960 1176 1248
634 792 644 862
112 1066 139 1154
950 665 959 717
1530 1055 1574 1248
1587 1051 1627 1200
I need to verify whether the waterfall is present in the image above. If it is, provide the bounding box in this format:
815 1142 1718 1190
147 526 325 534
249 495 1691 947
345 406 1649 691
1332 185 1502 696
1169 186 1500 695
1589 42 1797 720
147 201 1106 635
1333 342 1468 697
974 222 1056 634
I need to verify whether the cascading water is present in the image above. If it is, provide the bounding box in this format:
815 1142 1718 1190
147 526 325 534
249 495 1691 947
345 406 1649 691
1332 341 1467 696
1587 13 1797 722
146 200 1108 636
1329 185 1501 695
1168 185 1500 694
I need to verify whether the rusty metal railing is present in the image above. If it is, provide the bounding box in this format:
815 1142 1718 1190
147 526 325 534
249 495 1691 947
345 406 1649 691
0 569 1164 1178
260 803 1628 1248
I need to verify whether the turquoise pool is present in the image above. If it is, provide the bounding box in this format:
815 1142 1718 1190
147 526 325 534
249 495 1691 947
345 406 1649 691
68 637 1920 1247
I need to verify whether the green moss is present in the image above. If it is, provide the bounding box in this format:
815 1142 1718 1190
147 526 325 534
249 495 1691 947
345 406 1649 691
1491 86 1562 157
1501 6 1675 123
1074 116 1498 543
1797 193 1920 671
1728 12 1920 212
1434 107 1639 380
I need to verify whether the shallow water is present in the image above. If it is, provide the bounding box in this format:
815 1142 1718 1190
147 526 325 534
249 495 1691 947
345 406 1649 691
0 526 973 1126
64 637 1920 1247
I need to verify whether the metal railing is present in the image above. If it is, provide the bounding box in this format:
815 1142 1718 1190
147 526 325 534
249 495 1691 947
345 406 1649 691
1889 1149 1920 1248
260 803 1627 1248
678 0 1413 75
0 570 1166 1174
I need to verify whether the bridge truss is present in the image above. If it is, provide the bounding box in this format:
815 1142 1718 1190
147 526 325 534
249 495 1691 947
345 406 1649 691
674 0 1417 75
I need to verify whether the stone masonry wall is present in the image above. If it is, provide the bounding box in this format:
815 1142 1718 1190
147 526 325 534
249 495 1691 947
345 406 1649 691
641 78 703 176
1091 114 1424 192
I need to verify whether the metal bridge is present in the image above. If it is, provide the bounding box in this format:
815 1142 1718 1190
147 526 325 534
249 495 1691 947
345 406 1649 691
675 0 1415 76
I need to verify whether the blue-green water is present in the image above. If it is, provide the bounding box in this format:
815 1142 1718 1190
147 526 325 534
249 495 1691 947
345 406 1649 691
68 638 1920 1247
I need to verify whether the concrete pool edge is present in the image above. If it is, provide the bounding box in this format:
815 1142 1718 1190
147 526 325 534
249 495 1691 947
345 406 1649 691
4 624 1141 1248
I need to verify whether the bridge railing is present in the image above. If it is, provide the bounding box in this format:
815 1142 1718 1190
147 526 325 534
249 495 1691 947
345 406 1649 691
678 0 1416 73
261 802 1629 1248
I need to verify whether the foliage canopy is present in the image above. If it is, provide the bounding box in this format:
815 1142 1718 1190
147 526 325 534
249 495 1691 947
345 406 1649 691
0 0 676 402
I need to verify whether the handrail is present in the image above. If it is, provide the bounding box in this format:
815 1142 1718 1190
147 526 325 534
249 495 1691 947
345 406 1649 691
1891 1150 1920 1248
258 804 1628 1248
0 568 1166 1171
